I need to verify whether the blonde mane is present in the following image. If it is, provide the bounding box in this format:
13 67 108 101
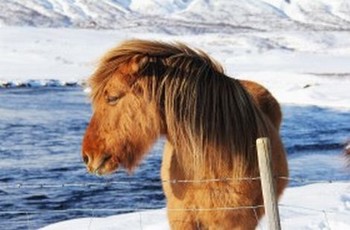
90 39 269 178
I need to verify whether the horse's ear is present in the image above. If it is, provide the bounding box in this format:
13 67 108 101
129 55 149 75
120 55 149 86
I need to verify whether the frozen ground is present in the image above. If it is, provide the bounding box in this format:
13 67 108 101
41 182 350 230
1 0 350 31
1 26 350 109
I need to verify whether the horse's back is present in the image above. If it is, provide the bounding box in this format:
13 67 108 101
240 79 288 194
239 80 282 130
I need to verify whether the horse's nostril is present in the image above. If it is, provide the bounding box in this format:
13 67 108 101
83 156 89 164
82 152 90 165
102 153 112 162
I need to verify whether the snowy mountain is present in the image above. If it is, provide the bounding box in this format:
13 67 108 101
1 0 350 33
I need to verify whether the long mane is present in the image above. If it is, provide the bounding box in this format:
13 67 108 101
90 39 270 178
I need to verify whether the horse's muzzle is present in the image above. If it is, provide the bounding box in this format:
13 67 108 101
83 152 116 176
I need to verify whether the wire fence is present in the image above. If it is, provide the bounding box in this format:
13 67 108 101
0 176 349 229
0 176 346 189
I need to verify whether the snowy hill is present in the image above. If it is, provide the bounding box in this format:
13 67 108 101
1 0 350 33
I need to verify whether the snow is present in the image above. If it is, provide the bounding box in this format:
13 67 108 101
1 0 350 229
2 0 350 31
41 182 350 230
1 27 350 110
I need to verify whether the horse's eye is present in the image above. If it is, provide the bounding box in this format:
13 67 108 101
106 95 120 105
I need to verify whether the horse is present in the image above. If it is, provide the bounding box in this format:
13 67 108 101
82 39 288 229
345 140 350 166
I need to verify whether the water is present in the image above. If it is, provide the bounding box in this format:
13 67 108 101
0 87 349 230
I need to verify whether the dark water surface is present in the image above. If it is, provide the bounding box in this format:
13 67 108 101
0 87 349 230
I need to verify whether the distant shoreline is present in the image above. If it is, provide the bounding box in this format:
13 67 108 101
0 79 87 88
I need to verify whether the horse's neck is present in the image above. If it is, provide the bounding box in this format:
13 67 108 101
161 140 216 180
161 140 193 180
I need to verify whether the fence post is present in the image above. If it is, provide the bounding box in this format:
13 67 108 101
256 137 281 230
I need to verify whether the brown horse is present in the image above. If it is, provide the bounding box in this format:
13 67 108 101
82 39 288 229
345 140 350 166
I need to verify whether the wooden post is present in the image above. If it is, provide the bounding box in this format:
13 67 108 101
256 137 281 230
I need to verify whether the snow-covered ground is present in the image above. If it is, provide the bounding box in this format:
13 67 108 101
2 0 350 31
1 26 350 109
40 182 350 230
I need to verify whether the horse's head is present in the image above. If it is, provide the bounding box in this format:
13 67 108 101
82 55 163 176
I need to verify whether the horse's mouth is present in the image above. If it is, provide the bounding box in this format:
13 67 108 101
93 154 118 176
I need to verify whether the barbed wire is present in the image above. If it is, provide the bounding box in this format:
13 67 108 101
0 176 348 189
0 208 158 215
278 176 348 184
0 204 339 215
279 204 339 214
0 203 339 227
0 176 348 230
0 205 265 215
279 204 335 230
